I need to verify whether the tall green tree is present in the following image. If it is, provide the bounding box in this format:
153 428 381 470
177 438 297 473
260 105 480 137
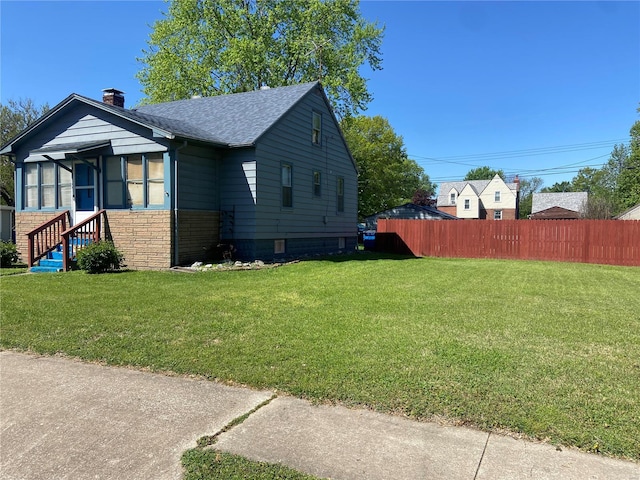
541 181 573 193
516 176 543 219
464 166 505 181
617 118 640 210
340 115 435 219
137 0 383 117
0 99 50 206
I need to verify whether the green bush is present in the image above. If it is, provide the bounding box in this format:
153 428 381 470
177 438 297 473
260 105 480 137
76 241 124 274
0 241 19 268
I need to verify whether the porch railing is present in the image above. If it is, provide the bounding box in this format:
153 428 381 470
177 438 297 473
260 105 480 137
61 210 107 271
26 210 70 268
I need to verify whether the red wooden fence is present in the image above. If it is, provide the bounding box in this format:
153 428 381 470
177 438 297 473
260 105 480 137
376 219 640 267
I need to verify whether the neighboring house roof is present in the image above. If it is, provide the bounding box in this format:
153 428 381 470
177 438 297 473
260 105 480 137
531 192 587 214
615 203 640 220
0 82 326 155
364 203 458 228
530 206 582 220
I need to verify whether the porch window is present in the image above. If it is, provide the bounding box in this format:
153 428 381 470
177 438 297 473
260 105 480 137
40 163 55 208
147 153 164 205
126 155 144 207
24 164 38 208
105 156 125 208
58 166 72 207
24 162 72 209
105 153 165 208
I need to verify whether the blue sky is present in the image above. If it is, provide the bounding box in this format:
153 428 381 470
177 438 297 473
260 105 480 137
1 1 639 189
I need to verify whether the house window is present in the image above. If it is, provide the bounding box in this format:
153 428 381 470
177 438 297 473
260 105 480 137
126 155 144 206
40 163 55 208
450 192 456 205
282 164 292 207
337 177 344 212
464 199 470 210
24 164 38 208
24 162 73 209
147 153 165 205
494 210 502 220
105 153 165 208
312 112 322 145
274 239 286 254
105 156 125 208
495 191 501 202
58 166 72 207
313 171 321 197
338 237 346 249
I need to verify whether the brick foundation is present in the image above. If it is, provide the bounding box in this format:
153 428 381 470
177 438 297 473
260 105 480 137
104 210 173 270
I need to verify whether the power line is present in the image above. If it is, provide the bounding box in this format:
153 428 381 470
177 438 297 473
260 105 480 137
409 138 627 165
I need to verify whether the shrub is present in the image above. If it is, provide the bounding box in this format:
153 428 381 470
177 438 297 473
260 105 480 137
0 241 19 267
76 241 124 274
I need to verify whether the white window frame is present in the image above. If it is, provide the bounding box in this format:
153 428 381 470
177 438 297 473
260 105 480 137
464 199 470 210
495 191 501 202
494 210 502 220
450 192 456 205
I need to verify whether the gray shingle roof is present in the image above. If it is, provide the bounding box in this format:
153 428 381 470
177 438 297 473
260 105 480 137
437 180 490 205
133 82 320 146
531 192 588 214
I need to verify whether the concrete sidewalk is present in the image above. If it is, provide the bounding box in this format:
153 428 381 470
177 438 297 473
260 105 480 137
1 351 638 480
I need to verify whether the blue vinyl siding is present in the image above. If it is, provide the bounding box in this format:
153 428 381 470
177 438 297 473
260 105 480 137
252 90 358 241
176 145 220 210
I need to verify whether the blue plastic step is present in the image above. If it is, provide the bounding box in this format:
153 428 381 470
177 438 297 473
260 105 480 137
49 250 64 260
39 258 64 268
30 265 63 273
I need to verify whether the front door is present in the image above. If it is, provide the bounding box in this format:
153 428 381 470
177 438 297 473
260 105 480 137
73 161 97 225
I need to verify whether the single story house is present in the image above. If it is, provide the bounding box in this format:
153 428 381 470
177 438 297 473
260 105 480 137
0 82 358 269
364 203 458 230
437 175 520 220
530 192 587 219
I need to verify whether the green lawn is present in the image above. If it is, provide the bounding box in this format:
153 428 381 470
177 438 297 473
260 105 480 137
2 255 639 461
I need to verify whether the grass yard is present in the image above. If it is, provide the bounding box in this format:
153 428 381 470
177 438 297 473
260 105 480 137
1 255 639 461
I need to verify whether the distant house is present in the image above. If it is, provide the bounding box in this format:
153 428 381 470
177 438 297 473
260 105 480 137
364 203 458 229
0 82 358 269
0 205 14 242
530 192 587 219
437 174 520 220
616 203 640 220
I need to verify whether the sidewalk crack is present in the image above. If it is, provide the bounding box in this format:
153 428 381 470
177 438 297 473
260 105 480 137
473 432 491 480
197 393 277 448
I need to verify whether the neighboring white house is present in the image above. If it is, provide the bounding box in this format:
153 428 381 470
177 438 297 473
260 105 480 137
437 174 520 220
616 203 640 220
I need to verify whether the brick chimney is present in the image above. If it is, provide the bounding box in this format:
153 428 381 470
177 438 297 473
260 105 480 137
102 88 125 108
513 175 520 191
